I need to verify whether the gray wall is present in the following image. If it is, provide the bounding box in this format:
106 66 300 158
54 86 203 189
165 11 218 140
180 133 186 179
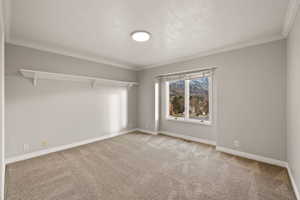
0 5 4 199
287 7 300 195
138 40 286 161
5 44 137 158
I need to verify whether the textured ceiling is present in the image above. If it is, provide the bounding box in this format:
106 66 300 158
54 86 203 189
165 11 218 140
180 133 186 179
4 0 290 70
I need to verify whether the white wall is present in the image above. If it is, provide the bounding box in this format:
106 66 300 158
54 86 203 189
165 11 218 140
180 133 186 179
287 6 300 196
5 44 137 158
138 40 286 161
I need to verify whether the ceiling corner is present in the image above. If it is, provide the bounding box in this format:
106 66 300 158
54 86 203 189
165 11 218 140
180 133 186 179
3 0 11 41
141 34 285 71
2 0 140 71
6 37 138 71
282 0 300 37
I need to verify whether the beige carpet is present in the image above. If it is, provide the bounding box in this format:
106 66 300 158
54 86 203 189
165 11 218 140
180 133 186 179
5 131 296 200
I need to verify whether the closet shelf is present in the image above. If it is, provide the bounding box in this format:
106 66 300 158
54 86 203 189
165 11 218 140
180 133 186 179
19 69 138 88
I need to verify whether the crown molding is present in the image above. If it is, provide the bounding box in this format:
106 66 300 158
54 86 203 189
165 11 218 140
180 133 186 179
6 38 140 71
3 0 293 72
2 0 140 71
3 0 10 41
140 35 285 70
0 0 4 31
282 0 300 37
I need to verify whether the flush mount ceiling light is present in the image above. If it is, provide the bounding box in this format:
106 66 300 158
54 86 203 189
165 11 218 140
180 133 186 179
131 31 151 42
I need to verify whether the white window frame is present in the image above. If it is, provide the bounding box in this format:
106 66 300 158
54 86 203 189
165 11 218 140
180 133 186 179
165 76 213 126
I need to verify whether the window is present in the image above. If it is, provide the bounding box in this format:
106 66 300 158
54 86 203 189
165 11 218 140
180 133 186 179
169 80 185 118
166 73 212 124
189 77 209 121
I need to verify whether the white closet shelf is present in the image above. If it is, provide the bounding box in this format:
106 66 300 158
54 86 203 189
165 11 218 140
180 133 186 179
20 69 139 88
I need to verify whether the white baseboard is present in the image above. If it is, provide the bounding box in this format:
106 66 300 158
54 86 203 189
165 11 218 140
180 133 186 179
159 131 216 146
216 146 288 168
217 146 299 199
5 129 135 164
1 162 5 200
4 129 299 199
135 128 158 135
287 165 300 200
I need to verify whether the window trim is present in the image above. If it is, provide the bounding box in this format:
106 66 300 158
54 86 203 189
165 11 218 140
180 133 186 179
165 76 213 126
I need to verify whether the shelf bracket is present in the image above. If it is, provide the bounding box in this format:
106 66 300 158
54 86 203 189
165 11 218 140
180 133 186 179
127 83 135 90
91 79 96 88
33 72 38 87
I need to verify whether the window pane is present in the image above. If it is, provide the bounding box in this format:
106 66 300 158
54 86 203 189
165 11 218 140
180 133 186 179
169 80 185 118
189 77 209 120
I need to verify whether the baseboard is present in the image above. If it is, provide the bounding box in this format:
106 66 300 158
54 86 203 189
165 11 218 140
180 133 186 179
135 128 158 135
216 146 288 168
159 131 216 146
5 129 135 164
217 145 299 199
4 129 299 199
1 162 5 200
287 165 300 200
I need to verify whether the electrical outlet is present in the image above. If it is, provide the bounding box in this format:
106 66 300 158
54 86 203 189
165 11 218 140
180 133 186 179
23 144 29 152
234 140 240 148
41 141 48 147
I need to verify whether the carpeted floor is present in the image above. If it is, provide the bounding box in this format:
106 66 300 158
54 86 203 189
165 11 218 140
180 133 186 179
5 131 296 200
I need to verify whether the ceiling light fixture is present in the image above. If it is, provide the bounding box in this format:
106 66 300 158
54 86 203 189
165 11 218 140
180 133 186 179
131 31 151 42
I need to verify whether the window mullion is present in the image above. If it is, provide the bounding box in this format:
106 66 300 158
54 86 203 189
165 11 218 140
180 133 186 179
185 80 189 120
165 82 169 119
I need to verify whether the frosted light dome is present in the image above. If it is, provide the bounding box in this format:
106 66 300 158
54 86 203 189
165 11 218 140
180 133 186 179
131 31 151 42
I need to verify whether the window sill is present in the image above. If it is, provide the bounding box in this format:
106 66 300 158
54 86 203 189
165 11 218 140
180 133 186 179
166 117 212 126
